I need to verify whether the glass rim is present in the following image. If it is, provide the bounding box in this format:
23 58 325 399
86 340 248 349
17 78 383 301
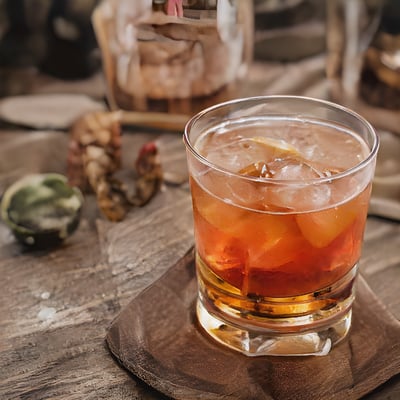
183 95 380 185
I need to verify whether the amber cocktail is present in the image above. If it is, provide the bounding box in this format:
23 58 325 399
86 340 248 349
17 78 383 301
184 96 378 356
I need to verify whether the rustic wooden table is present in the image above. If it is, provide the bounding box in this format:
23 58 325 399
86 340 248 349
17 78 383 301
0 59 399 399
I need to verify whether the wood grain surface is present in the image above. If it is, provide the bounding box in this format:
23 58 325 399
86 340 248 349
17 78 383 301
1 53 400 399
0 131 193 400
0 129 399 400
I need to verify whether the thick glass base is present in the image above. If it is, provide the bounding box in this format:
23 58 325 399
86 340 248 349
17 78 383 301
197 300 352 356
196 258 356 356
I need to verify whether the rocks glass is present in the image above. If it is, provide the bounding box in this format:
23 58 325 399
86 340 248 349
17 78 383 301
184 96 378 356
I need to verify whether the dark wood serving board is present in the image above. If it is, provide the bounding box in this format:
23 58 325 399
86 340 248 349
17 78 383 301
106 248 400 400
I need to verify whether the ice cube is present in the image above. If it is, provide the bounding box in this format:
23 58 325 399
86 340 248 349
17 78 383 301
226 177 267 209
268 157 325 180
269 182 332 212
239 161 272 178
264 158 332 211
296 194 364 248
202 135 302 174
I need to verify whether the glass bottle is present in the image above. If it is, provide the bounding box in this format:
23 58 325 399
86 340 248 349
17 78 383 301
326 0 400 134
92 0 253 118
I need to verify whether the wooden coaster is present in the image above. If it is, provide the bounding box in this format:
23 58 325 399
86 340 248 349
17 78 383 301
106 247 400 400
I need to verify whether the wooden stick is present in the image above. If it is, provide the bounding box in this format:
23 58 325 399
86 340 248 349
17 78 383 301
120 110 190 132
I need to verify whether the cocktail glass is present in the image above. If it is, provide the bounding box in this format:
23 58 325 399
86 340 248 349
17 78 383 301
183 96 379 356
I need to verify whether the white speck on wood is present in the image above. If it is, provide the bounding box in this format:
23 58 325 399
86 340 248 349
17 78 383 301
38 307 57 321
40 291 51 300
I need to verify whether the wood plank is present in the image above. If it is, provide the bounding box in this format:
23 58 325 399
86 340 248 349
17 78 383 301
1 125 399 399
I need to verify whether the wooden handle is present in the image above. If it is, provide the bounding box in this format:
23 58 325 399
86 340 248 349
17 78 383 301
120 110 190 132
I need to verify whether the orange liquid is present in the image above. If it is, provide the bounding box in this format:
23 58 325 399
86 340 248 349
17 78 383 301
191 177 370 299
